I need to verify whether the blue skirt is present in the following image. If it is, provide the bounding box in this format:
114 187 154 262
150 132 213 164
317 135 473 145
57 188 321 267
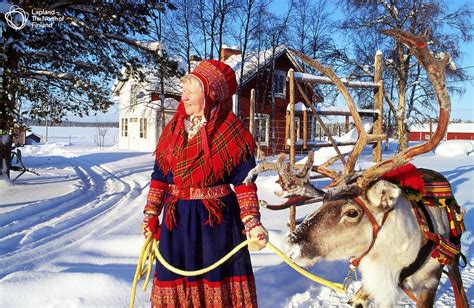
151 193 258 307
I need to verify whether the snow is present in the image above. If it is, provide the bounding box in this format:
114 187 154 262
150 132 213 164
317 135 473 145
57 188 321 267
1 127 473 307
435 140 474 157
286 102 307 112
315 106 378 114
293 72 379 88
28 126 118 147
225 45 292 86
296 118 373 166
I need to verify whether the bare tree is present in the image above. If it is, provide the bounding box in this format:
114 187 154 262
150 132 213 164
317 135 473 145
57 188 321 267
338 0 473 152
216 0 238 61
94 121 109 148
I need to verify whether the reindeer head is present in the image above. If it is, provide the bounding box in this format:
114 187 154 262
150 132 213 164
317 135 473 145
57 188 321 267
286 180 402 267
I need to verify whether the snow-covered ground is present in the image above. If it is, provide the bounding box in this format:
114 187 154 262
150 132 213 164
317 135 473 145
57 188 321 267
1 127 473 307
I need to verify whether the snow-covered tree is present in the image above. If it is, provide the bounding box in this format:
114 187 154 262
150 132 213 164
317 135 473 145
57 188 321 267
0 0 175 180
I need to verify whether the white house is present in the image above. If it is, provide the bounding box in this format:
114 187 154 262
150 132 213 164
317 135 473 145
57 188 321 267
112 70 182 151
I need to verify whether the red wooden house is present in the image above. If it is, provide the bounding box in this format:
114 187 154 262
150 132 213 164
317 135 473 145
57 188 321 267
409 123 474 141
223 45 322 156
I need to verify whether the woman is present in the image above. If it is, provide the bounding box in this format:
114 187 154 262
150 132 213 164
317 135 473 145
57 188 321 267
141 60 268 307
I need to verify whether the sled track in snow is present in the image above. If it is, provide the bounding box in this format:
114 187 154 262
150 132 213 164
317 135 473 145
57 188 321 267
0 155 149 277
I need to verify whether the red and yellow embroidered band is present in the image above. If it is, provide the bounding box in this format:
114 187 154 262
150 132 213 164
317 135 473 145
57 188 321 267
151 275 257 307
423 181 453 198
169 184 232 200
235 183 260 220
424 231 461 265
164 184 233 230
143 180 169 215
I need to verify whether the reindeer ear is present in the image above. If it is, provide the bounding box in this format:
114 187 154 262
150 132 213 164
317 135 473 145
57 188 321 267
366 180 402 210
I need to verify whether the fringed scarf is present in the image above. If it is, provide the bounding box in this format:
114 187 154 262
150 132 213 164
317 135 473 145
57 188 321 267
155 99 256 229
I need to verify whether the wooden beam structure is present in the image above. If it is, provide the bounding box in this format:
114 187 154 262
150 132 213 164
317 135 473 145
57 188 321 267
372 51 383 163
288 69 296 232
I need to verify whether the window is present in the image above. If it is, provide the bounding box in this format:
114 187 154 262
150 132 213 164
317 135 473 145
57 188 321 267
130 84 138 107
294 117 301 141
140 118 147 138
254 114 270 147
121 118 128 137
273 70 287 98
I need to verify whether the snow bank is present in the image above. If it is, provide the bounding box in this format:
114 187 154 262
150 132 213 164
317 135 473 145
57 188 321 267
297 118 373 166
0 271 132 308
435 140 474 157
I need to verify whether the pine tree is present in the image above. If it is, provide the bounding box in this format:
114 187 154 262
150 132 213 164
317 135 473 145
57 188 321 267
0 0 175 180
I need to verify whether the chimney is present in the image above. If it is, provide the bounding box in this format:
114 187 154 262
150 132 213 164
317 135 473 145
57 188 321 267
220 45 241 62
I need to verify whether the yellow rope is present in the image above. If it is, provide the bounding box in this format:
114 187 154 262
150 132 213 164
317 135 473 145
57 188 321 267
130 237 346 308
265 242 345 294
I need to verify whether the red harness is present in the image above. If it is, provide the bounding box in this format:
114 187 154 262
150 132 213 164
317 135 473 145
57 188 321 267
348 197 393 269
348 196 466 307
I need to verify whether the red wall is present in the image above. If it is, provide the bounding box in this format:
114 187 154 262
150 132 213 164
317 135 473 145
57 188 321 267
409 131 474 141
238 53 316 155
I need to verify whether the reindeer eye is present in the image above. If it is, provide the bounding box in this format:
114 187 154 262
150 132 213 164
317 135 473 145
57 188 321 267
345 209 359 218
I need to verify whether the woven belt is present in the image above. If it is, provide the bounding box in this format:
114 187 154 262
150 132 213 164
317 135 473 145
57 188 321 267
169 184 233 200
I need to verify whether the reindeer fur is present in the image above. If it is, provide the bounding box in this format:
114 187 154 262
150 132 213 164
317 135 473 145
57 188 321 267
286 180 455 307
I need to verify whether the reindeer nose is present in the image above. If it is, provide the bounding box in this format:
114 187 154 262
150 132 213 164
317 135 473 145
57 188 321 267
284 239 303 261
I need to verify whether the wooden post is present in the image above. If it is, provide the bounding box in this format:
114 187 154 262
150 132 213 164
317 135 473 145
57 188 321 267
289 69 295 165
372 51 383 163
429 118 433 138
288 69 296 232
285 112 290 149
303 108 307 150
345 115 349 133
249 89 255 136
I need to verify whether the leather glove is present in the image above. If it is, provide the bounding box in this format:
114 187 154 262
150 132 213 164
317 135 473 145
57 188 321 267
142 214 161 240
242 215 269 251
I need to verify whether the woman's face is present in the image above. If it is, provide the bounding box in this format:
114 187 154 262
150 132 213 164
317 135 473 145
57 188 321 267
182 79 205 117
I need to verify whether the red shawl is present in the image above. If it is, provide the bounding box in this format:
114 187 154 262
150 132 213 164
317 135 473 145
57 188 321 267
155 100 256 188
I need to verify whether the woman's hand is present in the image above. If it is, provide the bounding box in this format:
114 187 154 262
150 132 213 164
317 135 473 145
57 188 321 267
142 214 161 240
242 215 268 251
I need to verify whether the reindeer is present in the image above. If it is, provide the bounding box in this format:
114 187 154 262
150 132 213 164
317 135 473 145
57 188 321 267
247 30 468 307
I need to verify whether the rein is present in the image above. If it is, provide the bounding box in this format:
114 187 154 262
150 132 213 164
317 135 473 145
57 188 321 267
130 237 346 308
349 197 394 269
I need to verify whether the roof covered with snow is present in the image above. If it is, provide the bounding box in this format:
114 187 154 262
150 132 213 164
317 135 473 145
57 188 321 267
411 123 474 133
224 45 305 87
113 45 317 99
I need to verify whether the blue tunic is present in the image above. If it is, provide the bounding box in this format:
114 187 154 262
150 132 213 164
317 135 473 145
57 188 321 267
150 156 258 307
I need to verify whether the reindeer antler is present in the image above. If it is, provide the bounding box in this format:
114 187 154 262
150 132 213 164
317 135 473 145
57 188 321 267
354 29 451 189
248 30 451 207
288 49 387 179
244 151 325 208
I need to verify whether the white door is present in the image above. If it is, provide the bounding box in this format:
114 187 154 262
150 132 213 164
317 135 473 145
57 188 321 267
129 118 139 150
